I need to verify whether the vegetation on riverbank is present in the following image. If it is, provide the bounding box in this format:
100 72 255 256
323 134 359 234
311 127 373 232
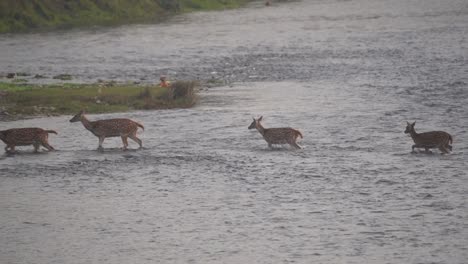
0 81 198 119
0 0 251 33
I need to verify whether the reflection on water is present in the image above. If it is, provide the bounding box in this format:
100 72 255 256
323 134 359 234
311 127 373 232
1 0 468 263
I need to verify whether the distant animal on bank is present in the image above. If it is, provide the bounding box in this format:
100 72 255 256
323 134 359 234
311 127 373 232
248 116 303 149
159 75 170 88
70 110 144 151
404 121 452 154
0 128 57 153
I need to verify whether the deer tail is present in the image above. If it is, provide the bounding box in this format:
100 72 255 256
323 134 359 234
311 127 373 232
136 122 145 131
295 129 303 139
46 130 58 135
448 134 453 145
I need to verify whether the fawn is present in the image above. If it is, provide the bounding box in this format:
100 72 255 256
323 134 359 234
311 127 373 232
404 121 452 154
70 110 144 151
248 116 303 149
0 128 57 153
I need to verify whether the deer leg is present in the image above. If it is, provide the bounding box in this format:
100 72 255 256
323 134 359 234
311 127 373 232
129 133 142 149
288 138 302 149
438 145 449 154
291 142 302 149
424 147 432 154
7 145 16 153
41 142 55 151
97 136 105 151
5 145 14 153
411 144 418 153
121 136 129 150
33 143 40 153
443 139 452 152
268 143 273 149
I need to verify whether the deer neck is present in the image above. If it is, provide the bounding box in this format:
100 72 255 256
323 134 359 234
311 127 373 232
256 123 266 136
409 128 418 139
80 116 95 131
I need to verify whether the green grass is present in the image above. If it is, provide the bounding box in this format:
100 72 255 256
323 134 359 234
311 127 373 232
52 74 73 80
0 0 252 33
179 0 249 11
0 81 198 117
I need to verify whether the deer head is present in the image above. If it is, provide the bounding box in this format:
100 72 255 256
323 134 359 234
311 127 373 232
404 121 416 134
70 110 85 123
248 116 263 129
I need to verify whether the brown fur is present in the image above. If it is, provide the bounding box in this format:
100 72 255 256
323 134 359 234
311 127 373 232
0 128 57 153
70 110 144 151
404 121 453 154
248 116 303 149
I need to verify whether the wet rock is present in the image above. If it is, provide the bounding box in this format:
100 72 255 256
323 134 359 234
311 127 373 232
0 109 12 122
34 74 47 79
32 106 57 114
53 74 73 80
16 72 30 77
12 78 28 83
98 80 116 87
0 110 11 116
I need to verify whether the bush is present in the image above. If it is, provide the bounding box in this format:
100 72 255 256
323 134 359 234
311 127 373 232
138 86 152 99
171 80 197 99
157 0 181 11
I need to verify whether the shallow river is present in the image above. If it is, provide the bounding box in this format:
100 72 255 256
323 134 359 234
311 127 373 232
1 0 468 263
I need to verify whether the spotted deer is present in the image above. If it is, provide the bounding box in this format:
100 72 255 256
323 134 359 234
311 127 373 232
0 128 57 153
248 116 303 149
404 121 452 154
70 110 144 151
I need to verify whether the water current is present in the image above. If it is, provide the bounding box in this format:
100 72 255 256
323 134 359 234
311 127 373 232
1 0 467 263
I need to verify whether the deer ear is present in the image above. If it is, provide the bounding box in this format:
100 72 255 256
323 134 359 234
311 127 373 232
258 116 263 121
406 121 410 126
412 121 416 126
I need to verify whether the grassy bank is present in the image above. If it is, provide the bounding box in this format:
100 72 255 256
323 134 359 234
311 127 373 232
0 81 197 119
0 0 251 33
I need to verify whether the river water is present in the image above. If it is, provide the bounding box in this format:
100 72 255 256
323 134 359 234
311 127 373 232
1 0 468 263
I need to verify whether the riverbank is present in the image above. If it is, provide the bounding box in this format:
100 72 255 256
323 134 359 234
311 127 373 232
0 81 197 121
0 0 251 33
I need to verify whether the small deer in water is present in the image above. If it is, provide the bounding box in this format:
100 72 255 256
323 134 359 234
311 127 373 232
70 110 144 151
404 121 452 154
0 128 57 153
248 116 303 149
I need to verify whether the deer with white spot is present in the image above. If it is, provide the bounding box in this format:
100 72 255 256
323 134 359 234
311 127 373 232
70 110 144 151
0 128 57 153
248 116 303 149
404 121 452 154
